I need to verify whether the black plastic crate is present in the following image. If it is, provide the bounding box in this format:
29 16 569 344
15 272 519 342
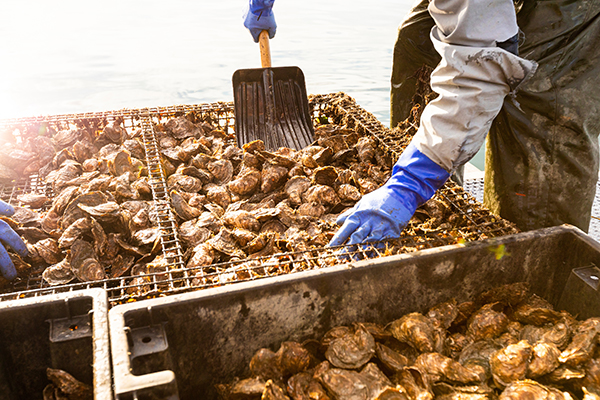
108 224 600 400
0 288 112 399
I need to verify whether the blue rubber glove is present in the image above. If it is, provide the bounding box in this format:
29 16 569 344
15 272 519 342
328 143 450 247
243 0 276 43
0 200 28 280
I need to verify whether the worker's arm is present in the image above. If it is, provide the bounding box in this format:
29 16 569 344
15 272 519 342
243 0 276 43
329 0 537 247
0 200 28 280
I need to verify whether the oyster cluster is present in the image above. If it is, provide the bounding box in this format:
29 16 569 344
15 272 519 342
217 282 600 400
0 111 461 290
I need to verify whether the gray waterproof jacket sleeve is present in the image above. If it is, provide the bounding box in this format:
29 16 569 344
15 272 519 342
411 0 537 172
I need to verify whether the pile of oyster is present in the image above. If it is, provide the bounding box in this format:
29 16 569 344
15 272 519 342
0 112 460 290
217 282 600 400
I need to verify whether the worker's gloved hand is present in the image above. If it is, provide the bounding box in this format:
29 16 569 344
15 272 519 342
243 0 276 43
0 200 28 281
328 143 450 247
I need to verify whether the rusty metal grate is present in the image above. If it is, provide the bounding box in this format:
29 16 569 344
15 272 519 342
0 93 518 306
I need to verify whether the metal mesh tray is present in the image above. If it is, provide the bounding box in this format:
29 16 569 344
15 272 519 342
0 93 518 306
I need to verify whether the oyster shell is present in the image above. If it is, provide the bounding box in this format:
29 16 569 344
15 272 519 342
513 294 562 326
527 342 560 378
171 190 201 221
227 168 262 197
42 258 75 286
167 173 203 193
68 239 107 282
490 340 533 388
325 324 376 369
262 379 290 400
375 343 410 374
389 312 442 353
46 368 92 400
498 379 570 400
205 184 231 210
467 302 509 341
34 238 62 265
17 193 48 209
284 176 311 206
207 228 245 258
261 163 288 193
559 317 600 367
393 367 434 400
287 372 330 400
337 184 362 202
222 210 261 232
414 352 481 384
207 159 233 185
250 348 283 381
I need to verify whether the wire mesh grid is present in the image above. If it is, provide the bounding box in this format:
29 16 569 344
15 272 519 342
0 93 518 306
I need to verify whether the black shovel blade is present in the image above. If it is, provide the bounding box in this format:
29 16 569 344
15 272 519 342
233 66 314 151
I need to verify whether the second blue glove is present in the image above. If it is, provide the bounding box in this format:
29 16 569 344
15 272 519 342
329 143 450 247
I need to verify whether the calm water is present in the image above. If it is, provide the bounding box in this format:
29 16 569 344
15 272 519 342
0 0 415 126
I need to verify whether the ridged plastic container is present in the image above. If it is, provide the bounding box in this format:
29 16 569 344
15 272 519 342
0 288 112 400
108 225 600 400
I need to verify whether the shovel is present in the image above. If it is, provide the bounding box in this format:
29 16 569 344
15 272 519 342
233 30 314 151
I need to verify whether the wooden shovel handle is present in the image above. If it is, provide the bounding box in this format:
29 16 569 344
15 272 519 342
259 30 272 68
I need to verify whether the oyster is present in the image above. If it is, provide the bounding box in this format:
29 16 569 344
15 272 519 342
337 184 362 202
467 302 509 341
207 159 233 184
187 243 214 270
171 190 201 221
375 343 409 373
527 342 560 378
393 367 434 400
317 367 370 400
261 163 288 193
207 228 245 258
498 379 570 400
287 372 330 400
512 294 562 326
178 219 212 249
61 191 108 229
167 173 203 193
325 324 376 369
312 166 338 186
414 352 481 384
46 368 92 400
302 185 340 208
78 202 121 223
355 137 376 163
34 238 62 265
427 298 459 330
68 239 107 282
205 184 231 210
459 340 503 382
250 348 283 381
17 193 48 208
262 380 290 400
276 341 311 378
389 312 442 353
285 176 312 206
227 168 262 196
559 317 600 367
490 340 533 388
42 258 75 286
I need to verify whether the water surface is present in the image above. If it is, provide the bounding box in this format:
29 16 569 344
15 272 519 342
0 0 414 128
